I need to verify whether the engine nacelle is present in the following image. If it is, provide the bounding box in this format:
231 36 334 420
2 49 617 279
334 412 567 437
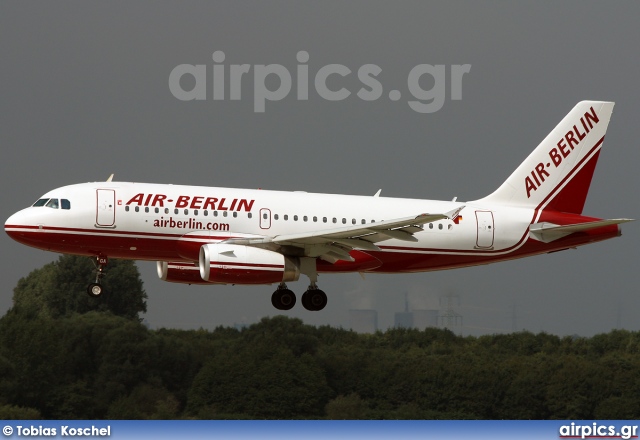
199 244 300 285
157 261 213 285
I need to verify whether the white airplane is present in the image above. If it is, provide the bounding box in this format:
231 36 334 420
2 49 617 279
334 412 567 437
5 101 632 311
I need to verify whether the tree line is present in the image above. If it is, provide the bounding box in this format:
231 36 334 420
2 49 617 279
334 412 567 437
1 255 638 419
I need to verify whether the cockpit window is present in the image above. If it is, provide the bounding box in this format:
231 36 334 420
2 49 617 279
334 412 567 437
32 198 70 209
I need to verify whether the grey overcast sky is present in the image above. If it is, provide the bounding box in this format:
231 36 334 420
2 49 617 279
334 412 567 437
1 1 638 336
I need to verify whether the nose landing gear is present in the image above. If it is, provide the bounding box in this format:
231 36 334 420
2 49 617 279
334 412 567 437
86 255 108 297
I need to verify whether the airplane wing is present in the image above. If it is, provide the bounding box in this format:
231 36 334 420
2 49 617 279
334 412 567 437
529 218 634 243
224 205 464 262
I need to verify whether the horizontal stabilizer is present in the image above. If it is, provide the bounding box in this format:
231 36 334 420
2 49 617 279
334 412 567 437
529 218 633 243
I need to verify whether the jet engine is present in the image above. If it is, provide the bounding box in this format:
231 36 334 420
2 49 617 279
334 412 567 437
199 243 300 284
157 261 212 285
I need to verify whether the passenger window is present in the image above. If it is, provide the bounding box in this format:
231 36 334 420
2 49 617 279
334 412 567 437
184 209 189 215
233 212 237 218
352 219 356 224
333 218 337 223
33 198 49 207
294 215 298 221
361 219 366 224
45 199 59 209
155 207 159 214
313 216 317 222
61 199 71 210
125 206 130 212
438 224 443 230
165 208 169 214
303 216 308 222
274 214 279 220
174 209 179 214
323 217 327 223
223 211 228 217
214 211 218 217
247 213 252 219
204 210 208 216
284 215 288 221
194 210 198 216
342 218 346 224
263 213 268 219
145 207 150 213
135 206 140 213
429 223 433 229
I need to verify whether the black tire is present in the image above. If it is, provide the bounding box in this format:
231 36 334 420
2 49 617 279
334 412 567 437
271 289 296 310
301 291 311 310
87 283 103 298
303 289 327 311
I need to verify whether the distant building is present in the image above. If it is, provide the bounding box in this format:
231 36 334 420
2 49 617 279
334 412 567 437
349 309 378 334
394 312 413 328
394 292 439 330
412 309 439 329
394 310 439 329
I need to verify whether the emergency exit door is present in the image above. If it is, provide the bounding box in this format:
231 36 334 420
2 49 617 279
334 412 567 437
260 208 271 229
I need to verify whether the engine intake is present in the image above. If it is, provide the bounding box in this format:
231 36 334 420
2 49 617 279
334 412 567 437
199 243 300 285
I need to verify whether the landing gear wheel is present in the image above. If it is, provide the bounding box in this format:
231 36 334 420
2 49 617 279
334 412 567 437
87 283 103 297
302 289 327 311
271 288 296 311
87 255 108 298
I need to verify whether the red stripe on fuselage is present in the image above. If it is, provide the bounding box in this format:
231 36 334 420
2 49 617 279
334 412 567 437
3 134 614 273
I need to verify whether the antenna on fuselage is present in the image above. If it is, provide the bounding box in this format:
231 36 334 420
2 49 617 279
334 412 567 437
106 174 114 182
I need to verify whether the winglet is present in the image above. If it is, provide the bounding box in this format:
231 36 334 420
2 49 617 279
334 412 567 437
444 205 465 221
106 174 114 182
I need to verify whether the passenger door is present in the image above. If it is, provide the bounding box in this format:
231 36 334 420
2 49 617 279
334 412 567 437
96 189 116 227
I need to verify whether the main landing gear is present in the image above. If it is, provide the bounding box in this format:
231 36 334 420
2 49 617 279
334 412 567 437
271 282 328 311
86 255 108 297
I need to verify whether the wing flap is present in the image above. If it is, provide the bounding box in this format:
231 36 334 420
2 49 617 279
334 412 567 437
272 206 464 246
222 205 464 262
270 206 464 260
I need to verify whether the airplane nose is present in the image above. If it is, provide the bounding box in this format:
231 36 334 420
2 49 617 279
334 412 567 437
5 209 34 243
6 210 19 227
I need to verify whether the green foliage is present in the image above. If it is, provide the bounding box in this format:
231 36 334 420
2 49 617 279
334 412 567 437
0 404 41 420
3 258 640 420
186 318 332 419
2 309 640 420
11 255 146 320
325 393 369 419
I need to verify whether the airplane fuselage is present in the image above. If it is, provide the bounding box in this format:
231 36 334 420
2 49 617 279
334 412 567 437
4 101 630 311
4 181 619 273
